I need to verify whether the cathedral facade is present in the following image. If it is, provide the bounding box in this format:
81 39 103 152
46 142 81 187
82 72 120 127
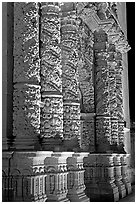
2 2 133 202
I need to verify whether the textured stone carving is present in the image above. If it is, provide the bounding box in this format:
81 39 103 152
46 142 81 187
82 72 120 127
40 3 64 148
81 113 95 152
14 3 40 84
118 121 125 144
13 3 41 149
41 95 63 139
61 10 80 101
13 83 41 149
77 21 94 113
96 116 111 151
61 5 81 146
40 3 62 93
111 118 119 144
63 102 81 141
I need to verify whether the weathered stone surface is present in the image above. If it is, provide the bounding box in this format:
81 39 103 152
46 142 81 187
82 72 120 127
44 152 73 202
14 3 40 83
67 153 89 202
84 154 119 202
13 83 41 149
80 113 95 152
2 151 53 202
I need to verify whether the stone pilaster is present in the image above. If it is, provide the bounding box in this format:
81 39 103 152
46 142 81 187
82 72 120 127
77 13 95 151
84 154 119 202
120 154 132 194
44 152 72 202
113 154 126 198
61 3 81 150
13 3 41 150
40 3 63 150
67 153 89 202
107 43 119 146
94 30 111 152
115 52 125 147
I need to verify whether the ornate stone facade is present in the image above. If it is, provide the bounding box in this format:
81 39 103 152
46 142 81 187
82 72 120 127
3 2 133 202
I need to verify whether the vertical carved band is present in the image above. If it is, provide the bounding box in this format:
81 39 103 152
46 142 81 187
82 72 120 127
94 30 111 150
40 3 63 141
61 4 81 143
115 51 124 145
63 102 81 140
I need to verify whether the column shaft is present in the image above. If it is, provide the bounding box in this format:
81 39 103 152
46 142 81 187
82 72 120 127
13 3 41 149
40 3 63 150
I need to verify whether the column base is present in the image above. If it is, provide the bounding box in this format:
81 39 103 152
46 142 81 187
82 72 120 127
86 182 119 202
67 189 89 202
47 195 70 202
123 180 132 194
41 137 63 151
115 180 127 198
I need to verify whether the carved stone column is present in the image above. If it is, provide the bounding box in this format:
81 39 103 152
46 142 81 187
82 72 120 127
67 153 89 202
120 154 132 194
13 3 41 150
77 15 95 151
107 43 119 146
40 3 63 150
94 30 111 152
60 3 81 151
113 154 126 198
115 52 125 147
84 154 119 202
44 152 72 202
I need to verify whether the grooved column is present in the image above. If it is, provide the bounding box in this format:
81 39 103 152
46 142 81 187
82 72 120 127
94 30 111 152
40 3 63 150
13 3 41 149
61 3 81 150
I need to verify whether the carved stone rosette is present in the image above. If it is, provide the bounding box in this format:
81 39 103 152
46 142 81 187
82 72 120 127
40 3 63 149
84 154 119 202
61 3 81 148
13 3 41 149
